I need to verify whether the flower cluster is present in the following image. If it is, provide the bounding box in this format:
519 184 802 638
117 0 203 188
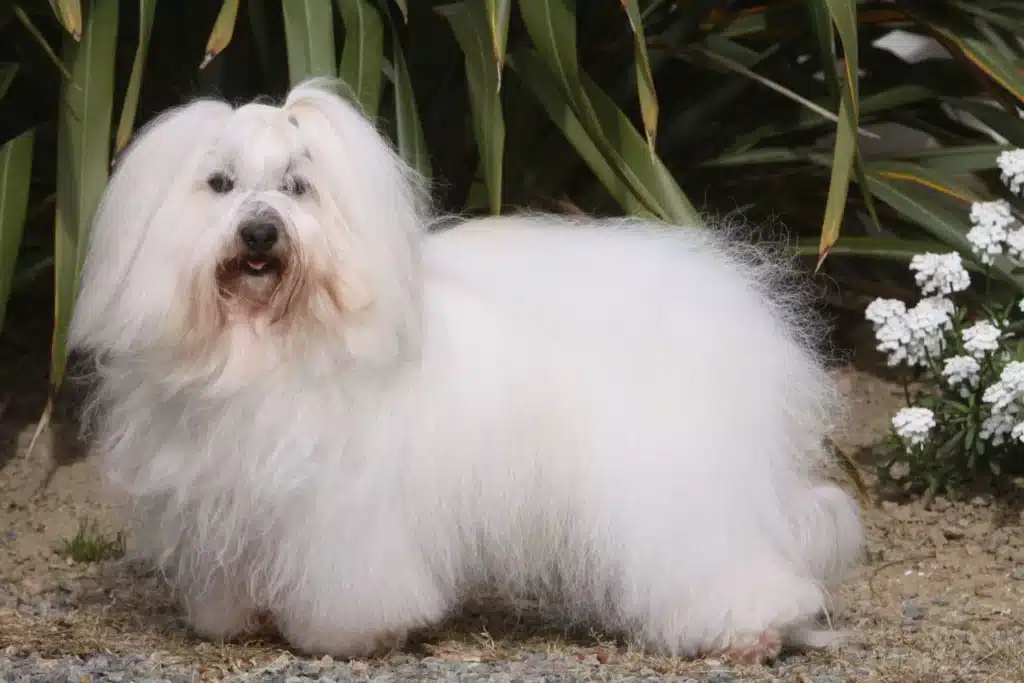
966 200 1021 265
865 147 1024 491
942 355 980 398
999 148 1024 196
909 252 971 295
980 362 1024 446
892 407 936 451
866 295 956 368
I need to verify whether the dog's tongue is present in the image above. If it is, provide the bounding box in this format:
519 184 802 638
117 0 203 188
247 259 267 272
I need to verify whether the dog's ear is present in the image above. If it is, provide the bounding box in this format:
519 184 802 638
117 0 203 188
69 98 234 357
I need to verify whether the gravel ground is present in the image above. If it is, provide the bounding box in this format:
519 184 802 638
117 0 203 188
3 357 1024 682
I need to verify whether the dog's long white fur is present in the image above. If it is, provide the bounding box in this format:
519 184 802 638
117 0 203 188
69 79 864 659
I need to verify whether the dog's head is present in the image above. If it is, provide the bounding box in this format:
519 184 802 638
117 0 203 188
69 80 428 390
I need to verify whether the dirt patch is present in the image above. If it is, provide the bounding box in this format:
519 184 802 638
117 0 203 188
2 365 1024 682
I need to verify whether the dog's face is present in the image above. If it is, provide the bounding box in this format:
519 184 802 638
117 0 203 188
190 105 326 324
69 81 427 390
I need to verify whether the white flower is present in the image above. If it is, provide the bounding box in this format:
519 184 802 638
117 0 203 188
909 252 971 295
968 201 1017 263
982 361 1024 445
998 148 1024 196
873 296 954 368
942 355 981 398
892 407 935 451
967 221 1008 265
971 199 1015 230
1005 227 1024 262
1012 422 1024 445
874 313 912 367
865 298 907 330
962 320 1002 359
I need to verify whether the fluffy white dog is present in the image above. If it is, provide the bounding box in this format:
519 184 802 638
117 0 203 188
69 79 864 664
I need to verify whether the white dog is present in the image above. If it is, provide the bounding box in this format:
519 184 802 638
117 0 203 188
68 79 864 664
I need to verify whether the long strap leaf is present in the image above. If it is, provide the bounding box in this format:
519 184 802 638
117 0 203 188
0 129 35 334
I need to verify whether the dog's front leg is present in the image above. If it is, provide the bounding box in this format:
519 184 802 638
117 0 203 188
181 569 262 643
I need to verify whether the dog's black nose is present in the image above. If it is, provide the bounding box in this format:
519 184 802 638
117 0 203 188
239 222 279 253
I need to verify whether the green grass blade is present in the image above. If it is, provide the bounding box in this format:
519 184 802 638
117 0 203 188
816 0 860 269
509 50 653 219
621 0 658 152
0 128 35 334
926 18 1024 104
0 63 17 101
947 98 1024 146
868 160 988 204
14 6 75 82
337 0 384 118
282 0 337 86
487 0 511 88
792 236 956 262
52 0 118 394
201 0 239 69
950 1 1024 33
48 0 82 40
807 0 882 239
437 0 506 214
114 0 157 155
382 42 431 180
889 144 1010 173
394 0 408 22
516 0 699 226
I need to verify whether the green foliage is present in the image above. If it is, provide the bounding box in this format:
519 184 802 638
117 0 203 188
55 517 126 563
1 0 1023 412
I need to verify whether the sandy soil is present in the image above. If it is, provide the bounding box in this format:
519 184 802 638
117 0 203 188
2 359 1024 682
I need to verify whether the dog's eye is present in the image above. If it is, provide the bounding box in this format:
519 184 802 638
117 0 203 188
283 176 310 197
207 173 234 194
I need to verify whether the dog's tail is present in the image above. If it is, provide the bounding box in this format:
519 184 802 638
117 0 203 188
792 482 867 587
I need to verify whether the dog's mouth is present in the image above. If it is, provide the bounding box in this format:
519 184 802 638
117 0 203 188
240 255 283 277
216 252 290 314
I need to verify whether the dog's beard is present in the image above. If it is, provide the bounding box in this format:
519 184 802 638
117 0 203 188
216 249 293 320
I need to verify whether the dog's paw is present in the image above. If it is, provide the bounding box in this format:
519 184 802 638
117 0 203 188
284 626 408 660
711 629 782 666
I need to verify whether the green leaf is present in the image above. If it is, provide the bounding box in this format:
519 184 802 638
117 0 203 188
437 0 506 214
394 0 408 22
816 0 860 269
862 164 1024 294
509 50 651 218
13 6 75 82
951 1 1024 34
52 0 118 394
889 144 1010 173
201 0 239 69
48 0 82 40
515 0 699 226
925 16 1024 104
282 0 337 86
945 98 1024 146
337 0 384 118
382 33 431 180
115 0 158 155
807 0 881 242
0 63 17 101
867 160 988 204
621 0 658 151
0 128 35 334
487 0 511 87
791 236 956 262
